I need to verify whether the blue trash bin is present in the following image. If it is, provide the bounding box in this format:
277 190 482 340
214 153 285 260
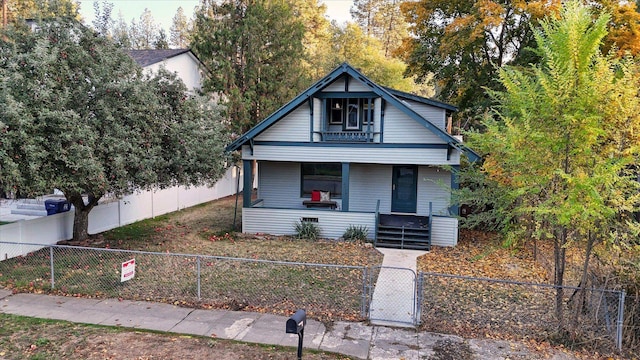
45 199 70 215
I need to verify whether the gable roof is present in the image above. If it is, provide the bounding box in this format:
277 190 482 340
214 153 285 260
226 62 479 162
126 49 193 67
383 87 458 112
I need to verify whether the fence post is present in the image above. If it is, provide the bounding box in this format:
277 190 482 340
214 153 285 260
415 273 423 326
196 256 201 300
361 267 368 319
617 290 625 351
49 246 55 289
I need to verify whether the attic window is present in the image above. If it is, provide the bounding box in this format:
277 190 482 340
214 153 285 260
329 99 342 124
326 98 374 129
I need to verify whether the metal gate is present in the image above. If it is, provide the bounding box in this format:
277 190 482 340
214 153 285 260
367 266 419 327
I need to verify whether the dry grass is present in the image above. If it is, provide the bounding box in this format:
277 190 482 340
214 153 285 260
0 313 351 360
100 195 382 267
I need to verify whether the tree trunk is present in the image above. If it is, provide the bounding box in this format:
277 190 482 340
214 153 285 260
66 192 101 242
554 226 567 332
572 230 596 326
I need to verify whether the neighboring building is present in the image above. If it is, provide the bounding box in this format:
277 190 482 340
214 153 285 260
226 63 479 249
127 49 205 92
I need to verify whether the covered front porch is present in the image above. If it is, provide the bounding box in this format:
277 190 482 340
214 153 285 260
241 206 459 247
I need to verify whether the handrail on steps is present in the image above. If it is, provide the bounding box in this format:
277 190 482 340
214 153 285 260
374 199 380 246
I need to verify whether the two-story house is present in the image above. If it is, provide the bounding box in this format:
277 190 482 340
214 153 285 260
226 63 479 249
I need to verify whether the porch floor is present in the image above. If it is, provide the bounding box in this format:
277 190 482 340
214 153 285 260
378 214 429 229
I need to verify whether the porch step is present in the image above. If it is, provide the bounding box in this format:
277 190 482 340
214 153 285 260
376 224 431 251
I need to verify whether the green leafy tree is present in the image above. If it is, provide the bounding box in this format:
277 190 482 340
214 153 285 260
290 0 333 80
191 0 308 135
398 0 556 129
169 6 191 48
461 1 640 328
330 23 415 92
2 0 78 25
0 19 228 241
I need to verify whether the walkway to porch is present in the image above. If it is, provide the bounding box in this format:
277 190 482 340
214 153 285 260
369 248 427 328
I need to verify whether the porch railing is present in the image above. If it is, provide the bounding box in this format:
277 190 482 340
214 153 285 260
316 131 378 142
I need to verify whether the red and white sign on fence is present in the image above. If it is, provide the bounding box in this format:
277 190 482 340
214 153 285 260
121 258 136 282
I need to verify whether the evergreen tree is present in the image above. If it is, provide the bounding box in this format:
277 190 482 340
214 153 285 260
170 6 191 48
351 0 407 57
91 0 114 37
192 0 308 135
351 0 383 37
154 28 169 49
112 11 131 48
130 8 158 49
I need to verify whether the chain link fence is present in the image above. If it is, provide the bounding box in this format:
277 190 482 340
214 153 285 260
418 272 625 352
0 242 367 322
0 241 627 353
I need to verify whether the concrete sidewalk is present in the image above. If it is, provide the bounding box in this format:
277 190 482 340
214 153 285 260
0 290 576 360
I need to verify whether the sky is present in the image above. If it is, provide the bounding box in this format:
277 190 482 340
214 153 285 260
77 0 354 33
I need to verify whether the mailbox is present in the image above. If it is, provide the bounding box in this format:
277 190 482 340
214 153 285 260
286 309 306 334
286 309 306 360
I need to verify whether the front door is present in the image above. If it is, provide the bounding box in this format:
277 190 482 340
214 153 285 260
391 165 417 213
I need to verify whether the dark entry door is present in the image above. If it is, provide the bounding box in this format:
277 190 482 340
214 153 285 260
391 165 417 213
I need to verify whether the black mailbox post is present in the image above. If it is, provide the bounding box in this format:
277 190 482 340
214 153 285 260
286 309 306 360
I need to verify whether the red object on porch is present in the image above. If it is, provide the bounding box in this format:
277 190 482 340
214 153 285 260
311 190 321 201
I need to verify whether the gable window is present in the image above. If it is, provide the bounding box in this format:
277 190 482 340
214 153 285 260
346 99 360 129
325 98 375 130
362 99 374 125
301 163 342 198
329 99 343 124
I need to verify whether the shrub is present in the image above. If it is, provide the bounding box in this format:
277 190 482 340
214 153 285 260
294 220 320 240
342 225 369 242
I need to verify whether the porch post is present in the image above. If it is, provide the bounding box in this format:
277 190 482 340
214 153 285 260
450 165 460 215
342 162 350 211
243 160 253 208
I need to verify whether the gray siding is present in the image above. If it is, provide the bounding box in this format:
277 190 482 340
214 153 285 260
430 216 458 247
258 162 304 209
404 100 446 130
383 106 444 144
258 161 345 209
348 165 451 216
417 167 452 215
324 78 346 92
321 77 371 92
243 145 460 165
345 79 370 92
243 207 376 239
255 106 309 142
349 164 392 213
